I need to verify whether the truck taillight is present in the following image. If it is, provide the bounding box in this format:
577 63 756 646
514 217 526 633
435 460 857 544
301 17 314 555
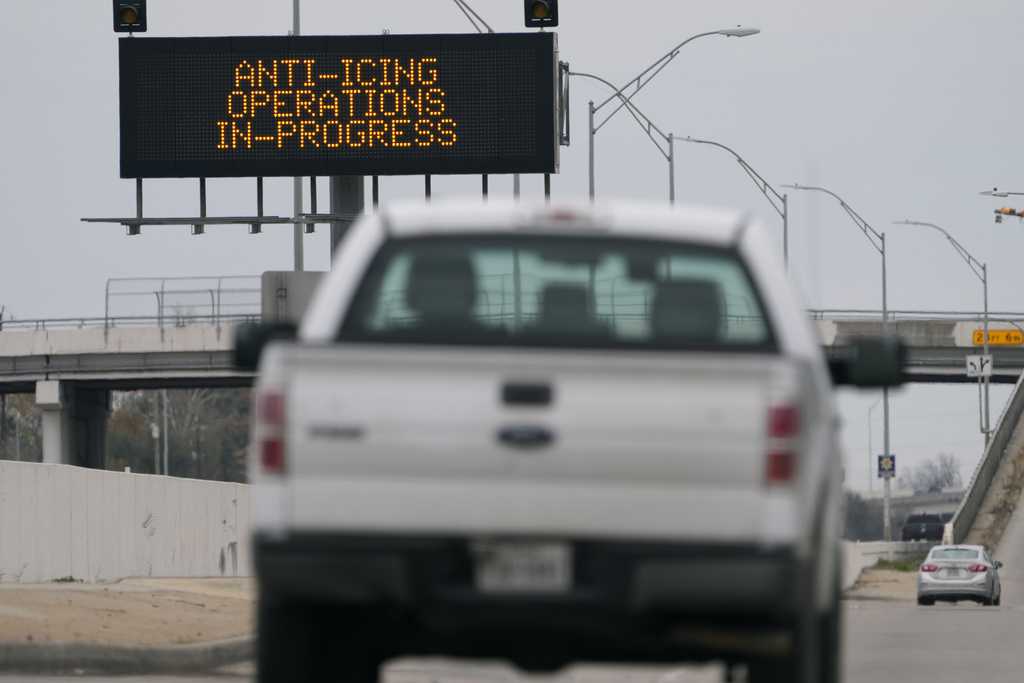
766 405 800 486
768 405 800 438
256 390 286 475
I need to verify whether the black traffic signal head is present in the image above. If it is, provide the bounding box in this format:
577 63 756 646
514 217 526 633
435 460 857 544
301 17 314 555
524 0 558 28
113 1 147 33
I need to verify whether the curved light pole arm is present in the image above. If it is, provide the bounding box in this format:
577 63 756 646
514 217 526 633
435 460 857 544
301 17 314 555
571 70 671 159
784 183 884 254
593 28 758 130
451 0 494 33
892 220 985 283
677 135 788 266
595 30 724 111
678 136 785 217
893 218 990 442
593 30 724 124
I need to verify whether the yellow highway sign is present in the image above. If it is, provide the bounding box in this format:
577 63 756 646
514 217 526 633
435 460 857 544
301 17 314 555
972 329 1024 346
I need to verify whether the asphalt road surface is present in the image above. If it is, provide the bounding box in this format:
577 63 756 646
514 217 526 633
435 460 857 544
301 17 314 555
4 600 1024 683
8 516 1024 683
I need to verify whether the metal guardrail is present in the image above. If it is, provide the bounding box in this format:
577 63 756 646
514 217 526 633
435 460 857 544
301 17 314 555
0 314 258 332
951 370 1024 543
809 309 1024 323
7 293 1024 336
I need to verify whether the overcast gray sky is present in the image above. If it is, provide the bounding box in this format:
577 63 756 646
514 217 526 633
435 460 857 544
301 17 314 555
1 0 1021 490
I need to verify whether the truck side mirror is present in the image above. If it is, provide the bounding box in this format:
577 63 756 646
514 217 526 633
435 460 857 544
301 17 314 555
234 321 297 371
828 336 906 388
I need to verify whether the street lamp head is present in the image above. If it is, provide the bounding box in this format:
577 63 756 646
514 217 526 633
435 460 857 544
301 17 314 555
780 183 804 190
980 188 1009 198
718 26 760 37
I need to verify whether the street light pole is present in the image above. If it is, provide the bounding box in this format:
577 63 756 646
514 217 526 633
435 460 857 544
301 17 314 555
978 262 987 444
588 101 595 200
881 233 891 543
668 134 675 204
782 193 789 267
868 397 882 493
571 70 673 201
785 183 893 540
676 135 788 268
893 219 991 444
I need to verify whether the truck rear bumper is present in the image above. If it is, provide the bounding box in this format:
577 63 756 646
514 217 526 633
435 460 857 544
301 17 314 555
283 478 803 546
254 533 800 621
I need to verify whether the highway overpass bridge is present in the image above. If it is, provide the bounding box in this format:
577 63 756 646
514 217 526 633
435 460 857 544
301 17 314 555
813 309 1024 383
1 271 1023 470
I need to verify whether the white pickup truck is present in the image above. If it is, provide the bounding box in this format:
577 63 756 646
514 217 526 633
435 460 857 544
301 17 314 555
236 200 903 683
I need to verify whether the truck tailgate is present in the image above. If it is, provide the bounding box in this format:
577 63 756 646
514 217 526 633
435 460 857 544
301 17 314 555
280 346 791 536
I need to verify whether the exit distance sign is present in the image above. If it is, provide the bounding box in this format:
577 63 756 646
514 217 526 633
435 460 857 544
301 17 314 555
118 33 557 178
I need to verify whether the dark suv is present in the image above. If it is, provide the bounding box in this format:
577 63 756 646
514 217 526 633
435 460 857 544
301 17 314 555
901 513 945 541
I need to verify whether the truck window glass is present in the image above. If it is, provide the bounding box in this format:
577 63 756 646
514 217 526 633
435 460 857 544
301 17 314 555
341 235 776 351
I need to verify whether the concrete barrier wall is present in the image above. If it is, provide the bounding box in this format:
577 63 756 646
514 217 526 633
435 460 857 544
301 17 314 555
0 461 250 583
952 371 1024 544
0 324 236 358
842 540 932 590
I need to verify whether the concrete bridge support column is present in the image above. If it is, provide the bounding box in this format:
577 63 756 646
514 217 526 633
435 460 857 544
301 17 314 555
36 380 67 464
35 381 110 468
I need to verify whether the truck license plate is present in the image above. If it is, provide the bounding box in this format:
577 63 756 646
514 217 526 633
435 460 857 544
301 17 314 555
473 541 571 594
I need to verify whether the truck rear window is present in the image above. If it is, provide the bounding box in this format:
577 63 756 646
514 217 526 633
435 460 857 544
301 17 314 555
340 235 776 351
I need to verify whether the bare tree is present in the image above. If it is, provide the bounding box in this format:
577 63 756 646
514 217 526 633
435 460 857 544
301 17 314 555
899 453 963 494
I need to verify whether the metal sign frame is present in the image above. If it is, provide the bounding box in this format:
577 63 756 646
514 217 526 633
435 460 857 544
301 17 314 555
118 32 558 179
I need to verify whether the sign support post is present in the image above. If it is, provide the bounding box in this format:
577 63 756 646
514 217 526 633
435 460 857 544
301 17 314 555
329 176 364 262
292 0 304 271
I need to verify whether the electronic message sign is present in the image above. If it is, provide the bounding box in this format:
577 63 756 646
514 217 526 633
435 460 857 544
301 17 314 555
118 33 557 178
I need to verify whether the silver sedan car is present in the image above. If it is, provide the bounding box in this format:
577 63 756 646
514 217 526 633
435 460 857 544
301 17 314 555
917 545 1002 606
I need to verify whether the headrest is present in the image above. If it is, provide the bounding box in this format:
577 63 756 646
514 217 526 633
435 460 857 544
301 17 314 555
538 284 594 325
405 253 477 318
651 279 724 343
